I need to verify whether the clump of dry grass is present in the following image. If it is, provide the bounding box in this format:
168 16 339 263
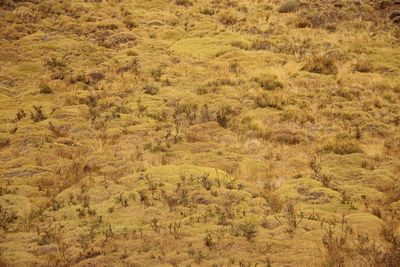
277 0 300 13
302 54 338 75
254 74 284 90
219 12 238 26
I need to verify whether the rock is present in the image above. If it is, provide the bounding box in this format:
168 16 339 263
277 0 300 13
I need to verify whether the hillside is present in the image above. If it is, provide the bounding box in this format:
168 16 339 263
1 0 400 266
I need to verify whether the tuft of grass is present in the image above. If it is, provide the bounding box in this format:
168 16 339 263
219 12 238 26
0 137 10 149
277 0 300 13
143 84 159 95
254 74 283 90
175 0 193 7
0 205 18 232
322 138 363 155
30 105 47 122
39 82 53 94
302 55 338 75
254 91 289 110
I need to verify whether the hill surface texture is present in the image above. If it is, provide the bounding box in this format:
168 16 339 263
1 0 400 266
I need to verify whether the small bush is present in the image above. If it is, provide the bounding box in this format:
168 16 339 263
277 0 300 13
302 55 338 75
143 84 159 95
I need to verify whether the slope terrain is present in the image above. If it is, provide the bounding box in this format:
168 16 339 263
1 0 400 266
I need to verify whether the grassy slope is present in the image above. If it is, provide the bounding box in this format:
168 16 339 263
0 0 400 266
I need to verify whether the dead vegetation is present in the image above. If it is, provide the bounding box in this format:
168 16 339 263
0 0 399 266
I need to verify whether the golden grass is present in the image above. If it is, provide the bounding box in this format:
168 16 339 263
0 0 400 266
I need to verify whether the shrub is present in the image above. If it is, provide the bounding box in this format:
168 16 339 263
143 84 159 95
277 0 300 13
302 55 338 75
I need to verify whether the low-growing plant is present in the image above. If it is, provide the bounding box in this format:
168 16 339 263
219 12 238 26
240 221 257 242
200 7 215 16
15 108 26 121
322 138 363 155
284 201 303 234
0 137 10 149
143 84 159 95
302 55 338 75
0 205 18 232
39 83 53 94
277 0 300 13
254 74 283 90
254 92 288 110
175 0 193 7
30 105 47 122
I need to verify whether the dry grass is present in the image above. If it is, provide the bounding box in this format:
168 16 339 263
0 0 399 266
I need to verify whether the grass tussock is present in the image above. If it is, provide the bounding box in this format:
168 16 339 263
0 0 399 266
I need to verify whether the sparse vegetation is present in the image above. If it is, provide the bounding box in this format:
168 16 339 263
0 0 399 266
